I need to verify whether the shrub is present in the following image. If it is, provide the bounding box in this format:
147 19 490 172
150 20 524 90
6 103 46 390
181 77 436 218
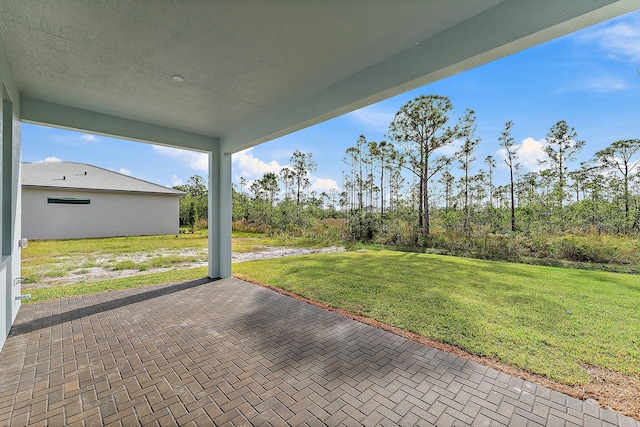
348 212 381 241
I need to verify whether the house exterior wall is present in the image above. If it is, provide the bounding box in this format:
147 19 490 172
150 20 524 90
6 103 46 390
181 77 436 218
0 37 23 352
22 189 180 239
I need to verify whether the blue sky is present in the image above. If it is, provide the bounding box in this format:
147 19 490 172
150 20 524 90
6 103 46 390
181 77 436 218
22 9 640 191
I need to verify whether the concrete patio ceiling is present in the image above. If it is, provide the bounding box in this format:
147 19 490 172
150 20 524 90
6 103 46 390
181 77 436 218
1 1 637 153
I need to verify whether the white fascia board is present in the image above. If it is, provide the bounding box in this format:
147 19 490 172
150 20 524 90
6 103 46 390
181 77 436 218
20 97 218 153
221 0 638 154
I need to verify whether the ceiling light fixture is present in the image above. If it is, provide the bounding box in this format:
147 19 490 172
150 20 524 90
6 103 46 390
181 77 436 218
172 75 185 83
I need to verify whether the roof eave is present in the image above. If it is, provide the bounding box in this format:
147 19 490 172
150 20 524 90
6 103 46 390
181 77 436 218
21 184 185 196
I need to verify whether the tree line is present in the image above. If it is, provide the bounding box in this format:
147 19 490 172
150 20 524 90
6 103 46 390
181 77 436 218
342 95 639 240
176 94 640 266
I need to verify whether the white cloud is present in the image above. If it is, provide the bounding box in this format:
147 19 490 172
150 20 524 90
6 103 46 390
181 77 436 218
229 148 340 194
80 134 98 142
309 177 339 193
232 148 283 180
348 105 395 133
579 74 627 92
153 145 208 172
35 156 62 163
172 175 183 186
496 137 548 173
560 72 628 93
578 16 640 62
118 168 132 176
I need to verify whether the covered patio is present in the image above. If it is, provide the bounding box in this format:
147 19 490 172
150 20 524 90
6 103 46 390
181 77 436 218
2 1 640 425
1 277 638 426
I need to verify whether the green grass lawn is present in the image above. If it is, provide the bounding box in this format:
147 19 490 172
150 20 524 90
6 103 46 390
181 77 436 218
26 267 208 302
231 231 331 252
23 231 209 257
233 250 640 385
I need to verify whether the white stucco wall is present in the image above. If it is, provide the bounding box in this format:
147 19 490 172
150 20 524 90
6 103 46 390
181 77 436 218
22 189 180 239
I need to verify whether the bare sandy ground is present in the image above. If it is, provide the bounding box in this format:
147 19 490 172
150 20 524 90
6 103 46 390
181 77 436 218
24 246 345 289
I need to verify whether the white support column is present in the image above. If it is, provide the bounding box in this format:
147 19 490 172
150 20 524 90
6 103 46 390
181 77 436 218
208 146 232 278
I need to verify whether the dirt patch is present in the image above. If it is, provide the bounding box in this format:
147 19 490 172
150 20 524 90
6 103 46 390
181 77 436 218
24 246 345 289
239 276 640 421
581 364 640 418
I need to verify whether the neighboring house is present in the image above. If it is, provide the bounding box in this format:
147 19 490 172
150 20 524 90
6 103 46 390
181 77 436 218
22 161 184 239
363 205 381 214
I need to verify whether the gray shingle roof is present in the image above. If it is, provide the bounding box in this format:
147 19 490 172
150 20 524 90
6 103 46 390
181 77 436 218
22 162 185 196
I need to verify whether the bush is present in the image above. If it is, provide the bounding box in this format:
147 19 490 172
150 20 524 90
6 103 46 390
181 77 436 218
348 212 381 241
375 220 415 246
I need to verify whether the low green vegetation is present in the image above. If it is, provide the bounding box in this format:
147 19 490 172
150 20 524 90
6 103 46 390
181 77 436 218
111 260 139 271
393 232 640 274
233 250 640 385
27 267 207 303
23 231 209 258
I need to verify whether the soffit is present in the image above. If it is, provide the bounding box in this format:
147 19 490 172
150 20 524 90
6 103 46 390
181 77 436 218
0 1 500 139
0 1 637 153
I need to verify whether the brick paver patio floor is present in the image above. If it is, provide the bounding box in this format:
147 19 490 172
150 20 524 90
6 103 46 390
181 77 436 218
0 277 638 426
